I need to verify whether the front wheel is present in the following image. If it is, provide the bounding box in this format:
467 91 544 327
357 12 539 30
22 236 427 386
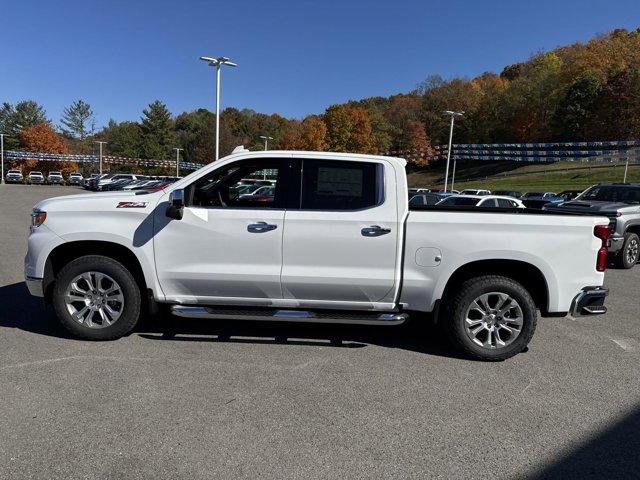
52 255 141 340
443 275 537 361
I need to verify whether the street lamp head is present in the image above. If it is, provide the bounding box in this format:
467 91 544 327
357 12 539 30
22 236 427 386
200 56 237 67
259 135 273 140
444 110 464 117
200 56 218 65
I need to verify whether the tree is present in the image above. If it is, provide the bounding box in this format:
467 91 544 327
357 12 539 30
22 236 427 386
60 100 95 139
20 123 66 153
17 123 75 175
552 72 602 140
101 120 143 158
0 100 49 150
323 105 374 153
140 100 174 159
324 105 352 151
588 67 640 140
345 107 373 153
12 100 49 131
281 116 327 151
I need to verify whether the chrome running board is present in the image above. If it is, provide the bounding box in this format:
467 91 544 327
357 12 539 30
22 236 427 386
170 306 408 325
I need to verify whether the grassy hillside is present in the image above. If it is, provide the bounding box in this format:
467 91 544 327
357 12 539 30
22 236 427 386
407 161 639 193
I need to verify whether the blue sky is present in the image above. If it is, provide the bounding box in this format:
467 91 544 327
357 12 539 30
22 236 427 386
2 0 639 128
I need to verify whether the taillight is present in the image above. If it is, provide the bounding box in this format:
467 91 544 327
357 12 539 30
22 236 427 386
593 225 610 272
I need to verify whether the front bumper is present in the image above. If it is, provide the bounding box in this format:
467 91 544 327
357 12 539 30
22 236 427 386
6 177 23 183
570 286 608 316
25 276 44 297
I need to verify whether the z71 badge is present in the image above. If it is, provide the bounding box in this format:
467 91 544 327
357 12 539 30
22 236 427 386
116 201 148 208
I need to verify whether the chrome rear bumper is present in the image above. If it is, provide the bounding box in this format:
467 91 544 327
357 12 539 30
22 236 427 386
570 286 608 316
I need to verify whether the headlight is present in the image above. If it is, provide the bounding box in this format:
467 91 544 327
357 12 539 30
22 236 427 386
31 209 47 229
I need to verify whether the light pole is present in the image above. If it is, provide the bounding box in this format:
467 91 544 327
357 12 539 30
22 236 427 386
443 111 464 192
623 156 630 183
94 141 107 175
0 134 5 185
173 147 183 177
200 55 237 161
260 135 273 150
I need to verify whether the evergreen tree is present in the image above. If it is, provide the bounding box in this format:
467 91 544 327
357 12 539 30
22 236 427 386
140 100 174 159
60 99 95 139
0 100 48 149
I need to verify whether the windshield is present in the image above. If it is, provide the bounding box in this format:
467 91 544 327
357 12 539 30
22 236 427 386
437 196 481 206
577 185 640 204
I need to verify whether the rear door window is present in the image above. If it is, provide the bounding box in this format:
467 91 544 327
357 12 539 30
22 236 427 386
300 160 382 210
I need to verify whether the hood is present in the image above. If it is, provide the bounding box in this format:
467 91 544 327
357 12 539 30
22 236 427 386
545 200 634 214
34 189 164 213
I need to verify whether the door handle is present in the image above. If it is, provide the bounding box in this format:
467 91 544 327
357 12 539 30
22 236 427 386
361 225 391 237
247 222 277 233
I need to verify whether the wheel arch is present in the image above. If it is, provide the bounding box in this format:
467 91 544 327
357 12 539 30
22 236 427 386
44 240 149 304
438 259 550 317
624 224 640 236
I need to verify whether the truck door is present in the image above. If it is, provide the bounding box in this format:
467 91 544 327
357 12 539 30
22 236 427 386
153 158 294 304
281 158 399 306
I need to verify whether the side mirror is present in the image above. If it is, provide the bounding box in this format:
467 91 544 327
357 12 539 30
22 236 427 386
166 188 184 220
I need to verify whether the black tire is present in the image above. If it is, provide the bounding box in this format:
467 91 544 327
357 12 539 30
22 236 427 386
442 275 537 361
615 232 639 269
52 255 141 340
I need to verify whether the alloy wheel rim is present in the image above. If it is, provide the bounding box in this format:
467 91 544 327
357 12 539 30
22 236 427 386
464 292 524 349
64 271 124 328
626 239 639 265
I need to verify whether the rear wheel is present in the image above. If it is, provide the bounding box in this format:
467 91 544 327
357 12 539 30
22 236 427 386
615 232 639 269
53 255 141 340
443 275 537 361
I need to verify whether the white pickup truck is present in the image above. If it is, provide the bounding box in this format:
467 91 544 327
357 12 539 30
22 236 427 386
25 151 610 360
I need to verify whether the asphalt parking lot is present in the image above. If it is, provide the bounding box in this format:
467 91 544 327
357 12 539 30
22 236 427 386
0 184 639 480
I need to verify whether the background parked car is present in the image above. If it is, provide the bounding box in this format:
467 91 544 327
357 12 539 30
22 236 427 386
436 194 525 209
521 194 564 209
545 183 640 268
557 189 583 201
493 190 523 198
409 192 448 206
47 171 64 185
27 171 45 185
459 189 491 196
84 173 104 189
67 172 84 185
239 185 275 202
95 173 139 191
408 187 431 197
5 169 23 184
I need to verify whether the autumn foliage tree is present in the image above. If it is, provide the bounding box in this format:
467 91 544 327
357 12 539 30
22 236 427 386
281 116 328 151
17 123 75 175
